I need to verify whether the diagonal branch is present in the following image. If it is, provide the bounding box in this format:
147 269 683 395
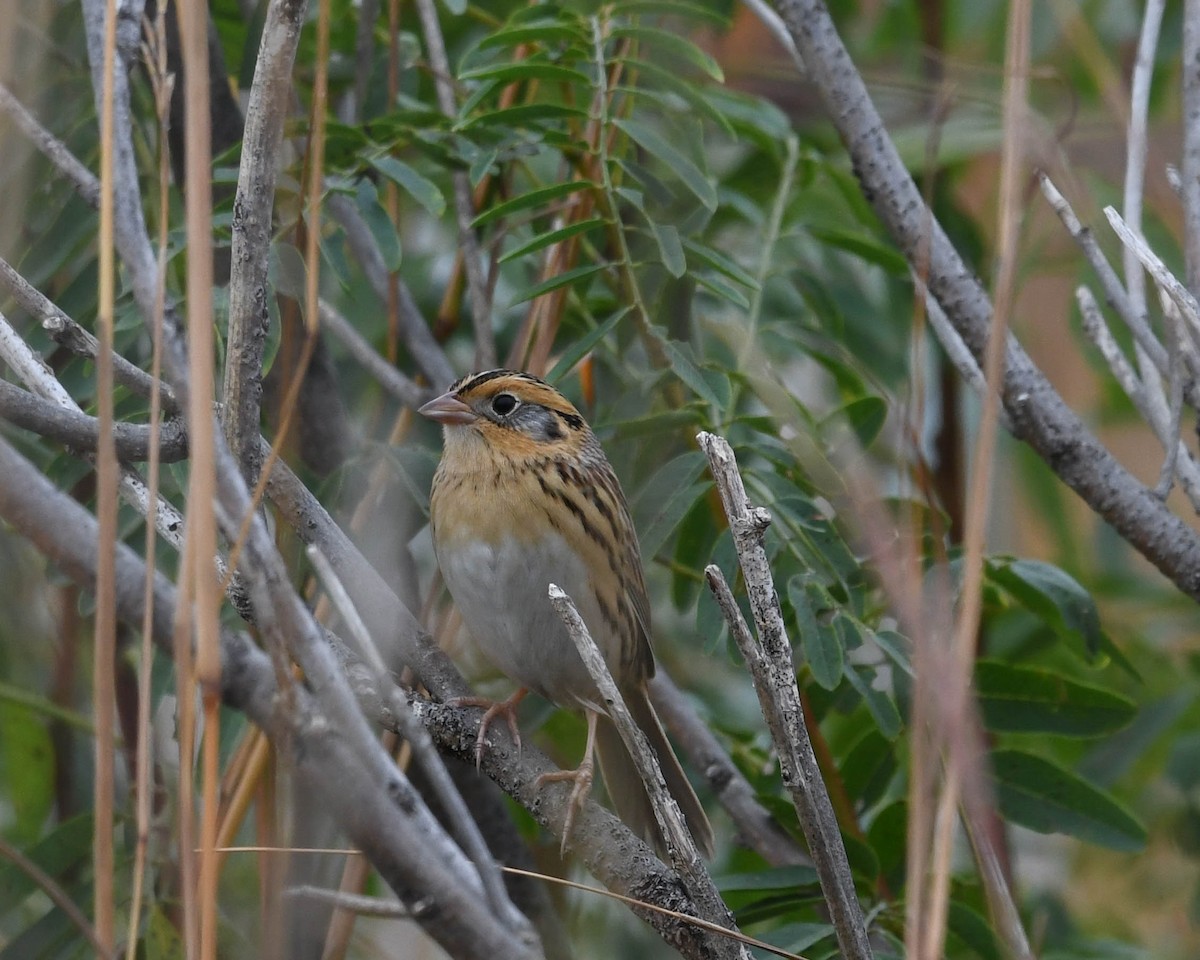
772 0 1200 600
699 432 874 960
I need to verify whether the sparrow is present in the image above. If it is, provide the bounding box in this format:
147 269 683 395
420 369 713 858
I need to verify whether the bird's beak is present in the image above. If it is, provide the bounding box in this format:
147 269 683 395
419 391 477 425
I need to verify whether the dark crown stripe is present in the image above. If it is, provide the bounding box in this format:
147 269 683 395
453 369 547 395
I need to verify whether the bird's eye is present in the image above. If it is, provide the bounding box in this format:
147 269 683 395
491 393 519 416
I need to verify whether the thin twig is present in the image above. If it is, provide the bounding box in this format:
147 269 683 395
1183 0 1200 293
547 586 707 873
326 193 456 388
319 299 431 409
648 675 810 868
698 432 873 960
1075 286 1200 507
0 81 101 208
307 545 536 944
0 380 188 461
1036 173 1169 374
918 281 1012 431
1105 206 1200 359
0 835 114 959
287 886 411 918
412 0 494 368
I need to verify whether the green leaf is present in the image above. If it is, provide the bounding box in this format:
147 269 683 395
459 62 593 85
873 629 913 677
508 262 608 306
367 156 446 217
648 220 686 277
716 864 820 893
1167 731 1200 792
975 660 1137 737
988 558 1104 659
439 0 466 14
991 749 1147 851
608 25 724 82
828 395 888 449
633 452 710 560
610 59 734 134
867 800 907 881
788 577 842 690
472 181 598 229
845 665 902 739
269 242 307 302
662 339 722 409
840 729 896 811
0 699 54 843
547 306 631 383
806 224 909 274
613 117 718 210
694 270 751 310
0 814 92 907
500 217 608 265
613 0 731 26
947 900 1003 960
477 21 589 52
458 102 589 131
683 239 759 290
354 179 402 272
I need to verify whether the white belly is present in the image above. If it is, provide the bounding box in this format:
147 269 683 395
438 532 611 710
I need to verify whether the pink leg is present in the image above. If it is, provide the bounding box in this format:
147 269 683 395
448 688 528 768
535 709 598 855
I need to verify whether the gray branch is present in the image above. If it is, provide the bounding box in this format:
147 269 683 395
412 0 494 368
699 432 874 960
546 586 744 960
648 675 810 868
773 0 1200 600
319 299 432 409
326 193 456 389
0 433 540 960
0 380 188 462
0 81 101 208
224 0 308 479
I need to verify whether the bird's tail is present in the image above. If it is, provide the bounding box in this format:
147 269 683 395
594 690 714 859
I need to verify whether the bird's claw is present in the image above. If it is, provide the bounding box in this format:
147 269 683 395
447 689 527 769
535 756 595 856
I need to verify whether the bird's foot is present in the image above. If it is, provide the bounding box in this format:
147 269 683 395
448 688 527 768
535 753 596 856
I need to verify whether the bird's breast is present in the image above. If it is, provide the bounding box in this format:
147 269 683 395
434 517 616 710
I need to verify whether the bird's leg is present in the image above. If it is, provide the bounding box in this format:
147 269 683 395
535 708 599 855
448 687 528 768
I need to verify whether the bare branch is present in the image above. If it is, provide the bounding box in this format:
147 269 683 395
224 0 307 478
1036 173 1169 375
287 886 409 918
412 0 494 368
319 299 432 409
1183 0 1200 293
308 545 535 944
648 675 810 869
0 81 101 208
772 0 1200 601
698 432 874 960
0 380 188 462
326 193 456 388
548 587 706 873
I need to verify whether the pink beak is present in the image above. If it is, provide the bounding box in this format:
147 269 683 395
419 391 477 425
